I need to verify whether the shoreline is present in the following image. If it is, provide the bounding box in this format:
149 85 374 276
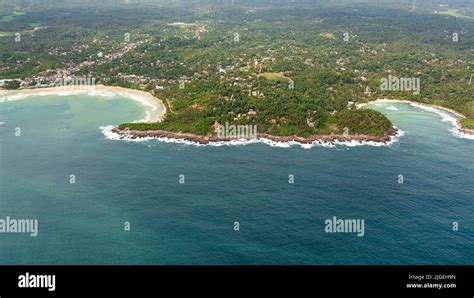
2 86 472 143
358 98 474 137
0 85 401 146
110 127 400 147
0 85 167 123
110 97 474 145
459 127 474 135
357 98 467 119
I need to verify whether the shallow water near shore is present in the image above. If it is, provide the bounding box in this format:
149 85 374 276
0 95 473 264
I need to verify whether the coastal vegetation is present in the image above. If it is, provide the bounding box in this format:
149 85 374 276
460 119 474 129
1 0 473 138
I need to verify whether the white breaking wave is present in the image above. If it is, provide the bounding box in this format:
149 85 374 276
409 102 474 140
0 93 31 102
100 125 404 149
0 90 90 102
385 106 399 111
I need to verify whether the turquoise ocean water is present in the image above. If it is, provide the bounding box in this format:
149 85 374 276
0 95 473 264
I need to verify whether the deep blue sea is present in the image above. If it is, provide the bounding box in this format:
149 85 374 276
0 95 473 264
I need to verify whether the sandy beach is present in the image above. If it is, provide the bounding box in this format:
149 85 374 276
358 98 474 137
357 98 467 119
0 85 167 123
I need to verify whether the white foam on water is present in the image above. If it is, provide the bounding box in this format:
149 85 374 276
0 90 95 102
0 93 32 102
100 125 405 149
85 89 116 98
409 102 474 140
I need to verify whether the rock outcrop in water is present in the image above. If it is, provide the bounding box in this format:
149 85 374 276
111 127 399 145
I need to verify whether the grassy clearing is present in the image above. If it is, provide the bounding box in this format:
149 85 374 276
257 73 291 81
2 10 24 22
435 9 474 20
0 31 14 37
0 23 48 38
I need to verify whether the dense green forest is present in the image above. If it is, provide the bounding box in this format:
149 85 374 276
1 0 473 137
